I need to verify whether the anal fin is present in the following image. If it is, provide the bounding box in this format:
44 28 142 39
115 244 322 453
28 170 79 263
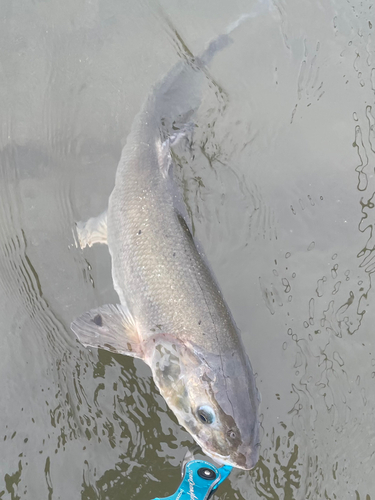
71 303 143 359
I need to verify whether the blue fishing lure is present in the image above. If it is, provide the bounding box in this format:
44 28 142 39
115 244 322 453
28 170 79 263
152 460 232 500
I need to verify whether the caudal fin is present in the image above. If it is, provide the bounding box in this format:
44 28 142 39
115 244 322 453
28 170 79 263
198 0 274 67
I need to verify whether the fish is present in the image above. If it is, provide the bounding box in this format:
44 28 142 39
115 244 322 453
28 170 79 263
71 12 262 470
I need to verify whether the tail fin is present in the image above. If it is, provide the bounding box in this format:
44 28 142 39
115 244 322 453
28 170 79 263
198 34 234 67
198 0 273 67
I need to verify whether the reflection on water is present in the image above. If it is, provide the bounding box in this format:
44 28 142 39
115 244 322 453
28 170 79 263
0 0 374 499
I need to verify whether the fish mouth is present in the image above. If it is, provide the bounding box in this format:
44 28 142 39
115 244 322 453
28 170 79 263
203 448 257 470
195 438 257 470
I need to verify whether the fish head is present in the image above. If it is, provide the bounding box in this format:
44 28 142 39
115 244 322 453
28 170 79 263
144 335 260 470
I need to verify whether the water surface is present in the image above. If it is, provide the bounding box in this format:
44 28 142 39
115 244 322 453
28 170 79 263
0 0 374 498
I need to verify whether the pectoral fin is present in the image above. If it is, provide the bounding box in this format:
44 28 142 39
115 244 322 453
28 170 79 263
75 209 107 248
71 303 143 358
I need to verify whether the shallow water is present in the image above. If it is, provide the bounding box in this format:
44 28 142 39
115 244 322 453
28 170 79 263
0 0 374 498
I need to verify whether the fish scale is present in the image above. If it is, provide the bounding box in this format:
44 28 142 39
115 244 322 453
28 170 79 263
109 156 237 354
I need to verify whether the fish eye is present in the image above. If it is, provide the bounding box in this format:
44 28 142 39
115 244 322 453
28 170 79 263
197 405 215 424
227 429 237 440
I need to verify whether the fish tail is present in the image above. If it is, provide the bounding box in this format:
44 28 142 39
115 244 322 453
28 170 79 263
198 34 233 67
198 0 273 67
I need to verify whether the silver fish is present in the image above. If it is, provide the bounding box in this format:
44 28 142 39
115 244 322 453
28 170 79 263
71 16 260 470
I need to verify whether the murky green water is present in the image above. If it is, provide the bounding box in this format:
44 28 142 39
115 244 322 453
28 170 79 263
0 0 374 498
